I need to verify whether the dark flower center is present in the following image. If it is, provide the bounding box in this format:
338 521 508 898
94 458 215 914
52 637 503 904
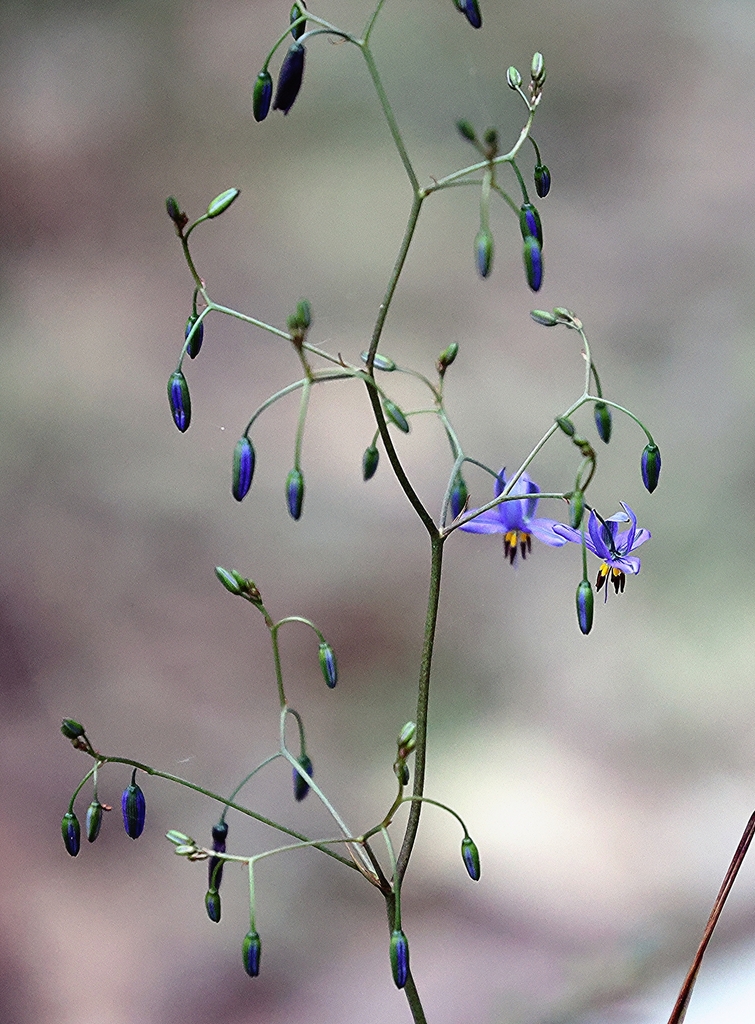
504 529 532 564
596 563 626 594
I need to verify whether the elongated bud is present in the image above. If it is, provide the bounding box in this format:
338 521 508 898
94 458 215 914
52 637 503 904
360 351 396 371
166 196 181 223
437 342 459 373
457 119 476 142
362 445 379 481
594 401 612 444
232 437 255 501
475 228 494 278
209 820 228 890
273 43 306 115
205 889 222 923
285 468 304 520
293 753 313 802
519 203 543 247
530 309 558 327
62 811 81 857
641 443 661 493
290 2 307 39
397 721 417 758
185 314 204 359
242 930 261 977
461 836 481 880
166 830 194 846
389 929 410 989
167 371 191 432
394 760 410 785
453 0 482 29
215 566 243 595
576 579 594 635
383 399 410 433
569 491 585 529
531 52 546 85
450 474 468 519
252 70 273 122
86 800 104 843
556 416 575 436
61 718 85 740
506 66 522 89
318 642 338 689
534 163 551 198
121 769 146 839
523 236 543 292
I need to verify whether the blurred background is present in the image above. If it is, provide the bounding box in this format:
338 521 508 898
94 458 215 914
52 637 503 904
3 0 755 1021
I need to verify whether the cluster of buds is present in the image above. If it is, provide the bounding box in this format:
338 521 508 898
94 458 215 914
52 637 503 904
253 4 309 120
393 721 417 786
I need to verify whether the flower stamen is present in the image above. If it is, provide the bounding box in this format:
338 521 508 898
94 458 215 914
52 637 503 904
504 529 532 564
595 563 626 597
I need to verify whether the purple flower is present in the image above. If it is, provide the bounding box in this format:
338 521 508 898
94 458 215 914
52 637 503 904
555 503 650 596
459 469 568 564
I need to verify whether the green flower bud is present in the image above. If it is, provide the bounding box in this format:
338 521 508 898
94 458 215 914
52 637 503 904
252 70 273 122
641 443 661 493
556 416 575 436
530 309 558 327
360 350 396 371
523 236 543 292
461 836 481 880
506 66 522 89
362 444 379 481
436 342 459 372
318 642 338 689
206 188 240 219
166 830 194 846
242 930 261 977
62 811 81 857
290 2 307 40
456 119 476 142
185 313 204 359
475 228 494 278
569 491 585 528
167 370 191 432
286 468 305 520
397 721 417 756
232 437 255 502
205 889 222 923
531 51 546 85
389 929 410 989
383 399 410 433
576 579 594 635
86 800 103 843
450 474 468 519
594 401 612 444
61 718 86 740
215 566 243 595
394 760 410 785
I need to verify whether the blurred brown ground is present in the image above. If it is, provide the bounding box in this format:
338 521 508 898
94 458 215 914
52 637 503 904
3 1 755 1022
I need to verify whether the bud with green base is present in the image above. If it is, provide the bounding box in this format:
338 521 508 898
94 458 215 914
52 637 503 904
62 811 81 857
242 930 261 977
389 929 410 988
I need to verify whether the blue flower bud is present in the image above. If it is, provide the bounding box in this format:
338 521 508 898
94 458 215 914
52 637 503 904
207 188 240 219
453 0 482 29
293 753 313 801
523 236 543 292
86 800 103 843
273 43 306 115
290 3 307 40
461 836 481 880
242 930 261 977
569 491 585 529
252 70 273 122
576 579 594 635
389 929 410 989
61 811 81 857
475 228 494 278
285 468 305 520
318 642 338 689
61 718 85 740
121 770 146 839
185 314 204 359
450 474 468 519
362 445 379 481
641 443 661 493
594 401 612 444
205 889 222 923
232 437 255 501
534 163 551 198
209 820 228 890
519 203 543 247
383 399 410 433
167 370 191 432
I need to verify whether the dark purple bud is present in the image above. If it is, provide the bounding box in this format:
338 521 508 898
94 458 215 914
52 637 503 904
209 820 228 890
61 718 85 740
594 401 612 444
523 236 543 292
461 836 481 880
121 769 146 839
318 642 338 688
383 399 410 433
293 753 313 801
61 811 81 857
205 889 222 923
206 188 240 219
167 370 191 432
534 163 551 198
389 929 410 989
286 468 304 520
252 70 273 122
185 314 204 359
232 437 255 501
457 120 476 142
362 445 379 481
86 800 103 843
576 579 594 635
290 3 307 40
450 474 468 519
641 443 661 493
453 0 482 29
273 43 306 116
475 228 494 278
519 203 543 247
242 930 261 977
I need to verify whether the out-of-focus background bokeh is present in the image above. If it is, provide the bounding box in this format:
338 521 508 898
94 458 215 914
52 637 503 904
3 0 755 1021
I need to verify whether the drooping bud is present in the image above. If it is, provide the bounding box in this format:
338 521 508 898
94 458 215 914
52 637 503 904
362 445 379 480
556 416 575 436
290 2 307 40
383 399 410 433
121 769 146 839
576 579 594 635
456 119 476 142
232 437 255 501
523 236 543 292
185 314 204 359
461 836 481 880
285 468 305 520
252 70 273 122
293 753 313 802
242 930 261 977
206 188 240 219
594 401 612 444
61 718 86 740
534 163 551 198
205 889 222 923
530 309 558 327
474 228 494 278
273 43 306 115
318 642 338 689
569 491 585 529
61 811 81 857
394 760 410 785
519 203 543 247
209 820 228 890
436 342 459 373
86 800 104 843
641 443 661 493
507 66 522 90
215 565 243 595
450 474 468 519
453 0 482 29
167 370 191 432
389 929 410 989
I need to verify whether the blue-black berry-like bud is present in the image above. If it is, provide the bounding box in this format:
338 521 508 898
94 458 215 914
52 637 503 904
453 0 482 29
389 929 410 989
293 753 313 801
167 371 191 432
461 836 481 880
641 443 661 493
383 399 410 433
185 314 204 359
207 188 240 219
475 228 494 278
273 43 306 115
286 468 304 520
594 401 612 444
62 811 81 857
205 889 222 923
290 2 307 40
318 642 338 689
86 800 103 843
209 820 228 890
576 579 594 635
523 236 543 292
519 203 543 247
253 71 273 122
242 930 261 977
534 163 551 198
61 718 85 740
362 445 379 481
450 474 468 519
121 769 146 839
232 437 255 501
